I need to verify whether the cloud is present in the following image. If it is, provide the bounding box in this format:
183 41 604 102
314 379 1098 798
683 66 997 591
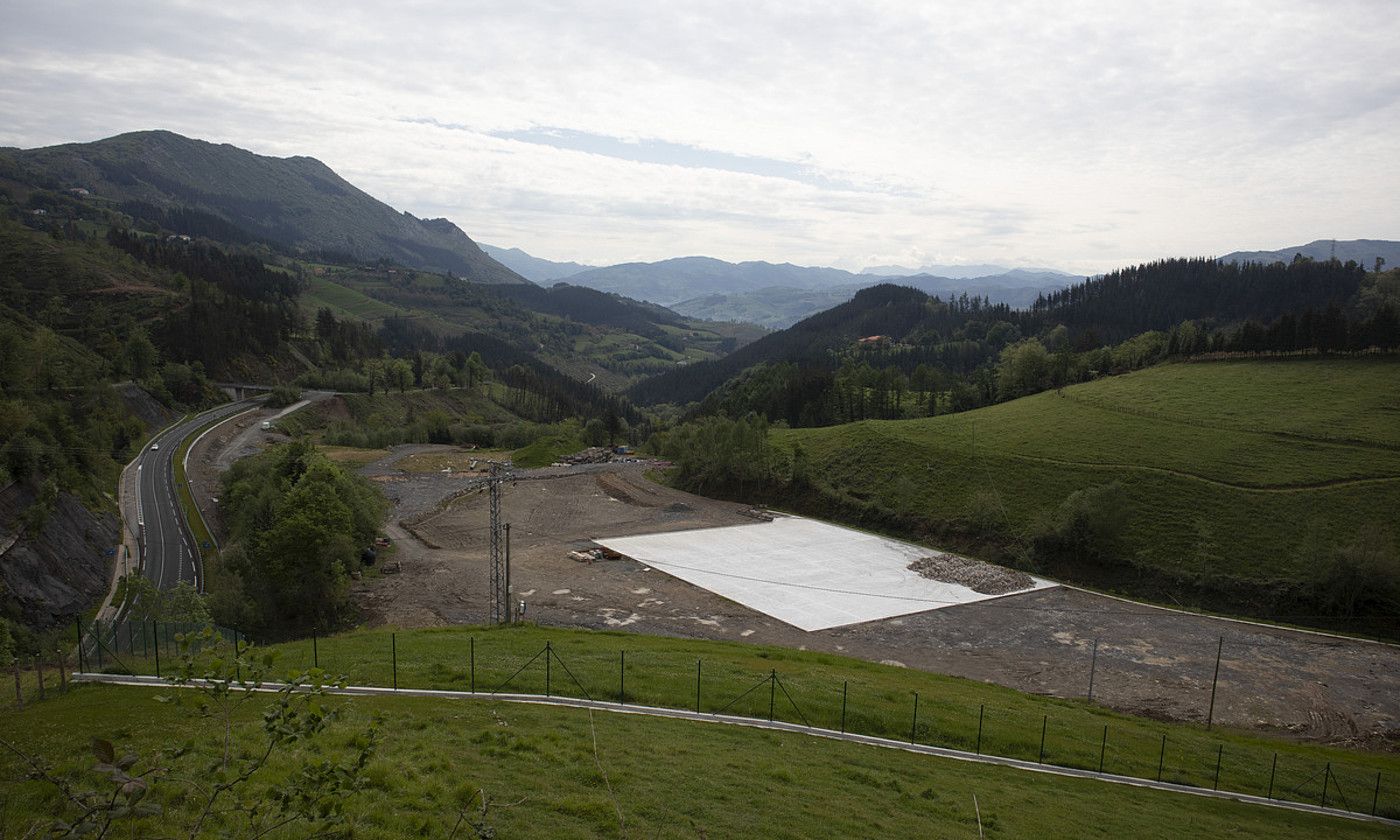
1 0 1397 273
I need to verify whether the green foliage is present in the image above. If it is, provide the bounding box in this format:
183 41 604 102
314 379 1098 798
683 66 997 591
123 577 212 626
651 413 778 495
509 420 585 468
0 627 376 838
1310 528 1400 619
264 385 301 409
995 337 1051 399
0 616 13 664
1027 482 1130 568
218 441 386 637
583 417 608 446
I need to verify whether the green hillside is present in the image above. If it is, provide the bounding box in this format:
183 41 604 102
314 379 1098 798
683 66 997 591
4 625 1395 836
2 130 527 284
8 686 1387 839
767 358 1400 625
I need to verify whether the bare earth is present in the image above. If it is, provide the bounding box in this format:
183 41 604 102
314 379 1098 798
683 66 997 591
348 452 1400 746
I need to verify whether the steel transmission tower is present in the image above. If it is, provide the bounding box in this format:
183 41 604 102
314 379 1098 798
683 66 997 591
488 462 507 624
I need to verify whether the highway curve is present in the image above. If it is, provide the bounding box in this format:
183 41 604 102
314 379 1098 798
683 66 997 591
136 400 258 592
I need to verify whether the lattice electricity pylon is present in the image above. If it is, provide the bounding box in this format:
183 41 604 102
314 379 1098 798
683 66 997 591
487 461 508 624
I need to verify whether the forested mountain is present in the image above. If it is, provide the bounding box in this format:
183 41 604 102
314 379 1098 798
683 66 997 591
668 272 1068 329
480 243 593 282
630 257 1399 412
1218 239 1399 271
1028 257 1370 343
0 130 529 284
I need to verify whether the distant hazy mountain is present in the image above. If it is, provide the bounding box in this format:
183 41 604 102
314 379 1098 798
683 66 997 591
1218 239 1400 270
2 130 527 284
670 285 866 328
481 243 593 282
861 262 1073 279
564 257 861 305
670 269 1077 328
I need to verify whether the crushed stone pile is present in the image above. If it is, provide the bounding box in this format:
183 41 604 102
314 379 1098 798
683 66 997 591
907 554 1034 596
561 446 614 465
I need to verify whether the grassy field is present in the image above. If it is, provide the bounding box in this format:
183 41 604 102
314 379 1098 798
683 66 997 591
317 444 392 467
769 358 1400 599
65 624 1400 820
6 684 1391 839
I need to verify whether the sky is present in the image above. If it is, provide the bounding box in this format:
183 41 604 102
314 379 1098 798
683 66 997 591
1 1 1397 275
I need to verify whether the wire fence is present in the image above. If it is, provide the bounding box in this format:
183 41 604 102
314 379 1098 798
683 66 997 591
40 618 1396 822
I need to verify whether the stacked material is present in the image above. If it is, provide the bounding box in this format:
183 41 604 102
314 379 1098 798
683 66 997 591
907 554 1034 596
561 447 614 465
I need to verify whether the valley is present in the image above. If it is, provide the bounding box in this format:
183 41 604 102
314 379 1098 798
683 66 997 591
1 125 1397 839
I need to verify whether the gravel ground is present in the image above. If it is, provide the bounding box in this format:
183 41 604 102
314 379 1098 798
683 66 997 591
347 453 1400 745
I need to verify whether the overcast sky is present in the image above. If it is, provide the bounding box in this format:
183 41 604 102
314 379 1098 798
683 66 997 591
2 1 1396 273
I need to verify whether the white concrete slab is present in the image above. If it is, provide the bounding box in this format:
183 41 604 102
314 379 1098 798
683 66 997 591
594 516 1056 632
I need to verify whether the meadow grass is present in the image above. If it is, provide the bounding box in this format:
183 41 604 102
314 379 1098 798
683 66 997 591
69 623 1400 819
770 358 1400 586
5 683 1394 839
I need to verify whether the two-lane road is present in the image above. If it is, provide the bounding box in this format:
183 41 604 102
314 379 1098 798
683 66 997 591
137 400 259 592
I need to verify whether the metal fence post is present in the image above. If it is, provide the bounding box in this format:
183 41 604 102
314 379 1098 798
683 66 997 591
234 631 241 682
1038 715 1047 764
695 659 701 713
1373 772 1382 817
470 636 476 694
1207 636 1223 730
768 670 776 722
1156 734 1166 782
1098 725 1108 774
545 641 552 697
975 705 984 755
840 681 848 734
1087 638 1099 700
1213 744 1223 791
392 633 398 691
312 629 319 669
153 622 160 678
618 650 625 704
910 692 920 743
1267 753 1277 800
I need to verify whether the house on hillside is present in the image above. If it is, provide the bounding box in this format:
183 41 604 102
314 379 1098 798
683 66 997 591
857 334 889 346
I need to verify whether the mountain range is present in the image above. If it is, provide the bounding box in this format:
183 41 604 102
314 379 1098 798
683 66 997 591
860 262 1073 279
480 243 594 283
0 130 527 284
483 252 1079 328
1218 239 1400 271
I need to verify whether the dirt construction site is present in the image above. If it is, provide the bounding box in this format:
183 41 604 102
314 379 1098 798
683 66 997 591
337 446 1400 747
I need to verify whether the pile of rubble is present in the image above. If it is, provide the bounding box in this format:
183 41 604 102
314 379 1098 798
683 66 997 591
906 554 1034 595
567 546 624 563
559 447 614 465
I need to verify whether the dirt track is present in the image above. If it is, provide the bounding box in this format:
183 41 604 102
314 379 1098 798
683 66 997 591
351 451 1400 745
